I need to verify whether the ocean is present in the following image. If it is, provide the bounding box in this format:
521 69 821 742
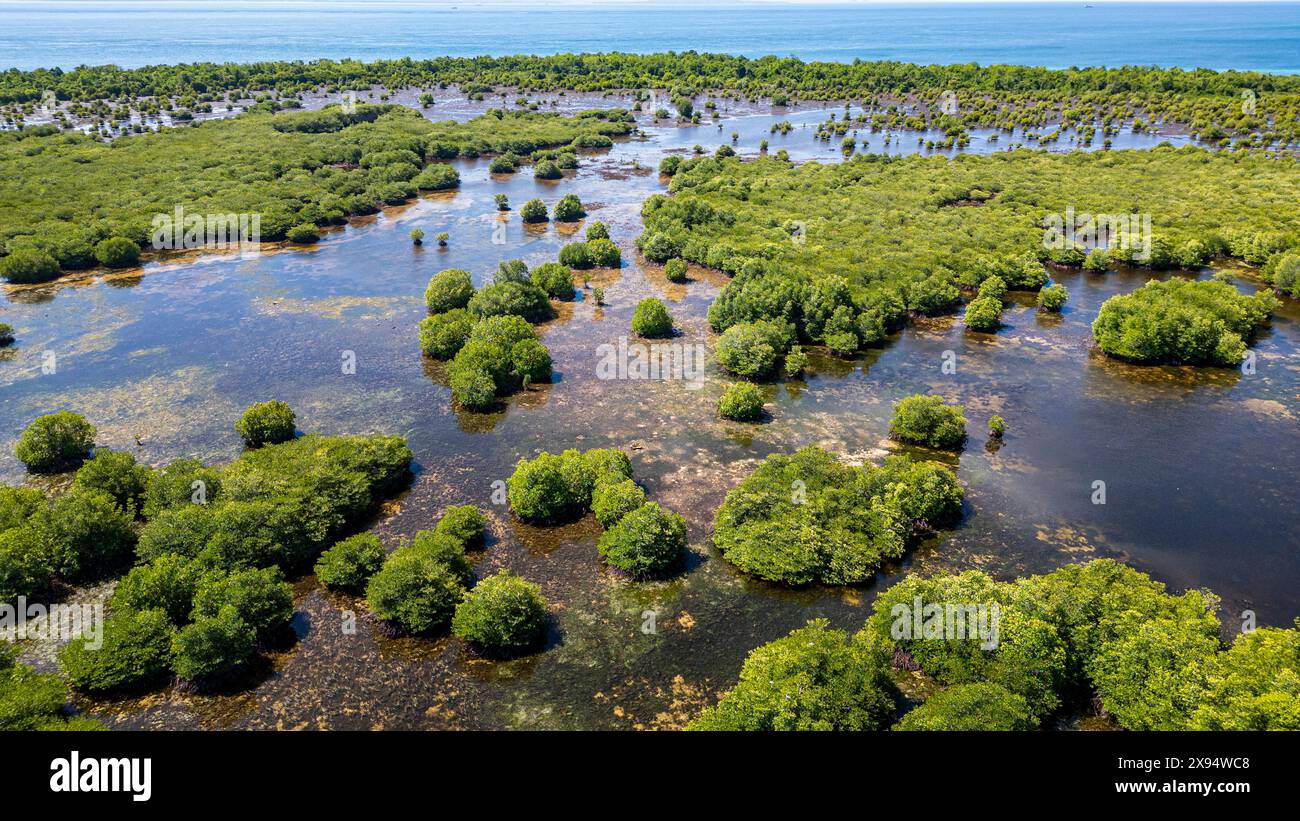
1 1 1297 73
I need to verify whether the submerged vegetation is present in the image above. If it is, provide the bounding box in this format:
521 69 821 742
694 560 1300 731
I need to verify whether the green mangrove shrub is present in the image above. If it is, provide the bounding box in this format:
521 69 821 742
631 298 673 338
688 619 897 731
424 268 475 314
1037 283 1068 311
712 446 962 585
14 411 96 473
452 570 548 654
596 502 687 577
717 382 765 421
889 395 967 449
895 682 1036 731
59 609 175 694
314 533 387 591
235 401 296 447
1091 278 1276 366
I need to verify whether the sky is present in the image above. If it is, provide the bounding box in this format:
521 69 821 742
2 0 1292 5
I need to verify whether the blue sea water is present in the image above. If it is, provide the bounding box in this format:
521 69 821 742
0 1 1297 73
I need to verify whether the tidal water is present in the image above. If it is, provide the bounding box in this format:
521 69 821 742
2 2 1299 73
2 96 1297 729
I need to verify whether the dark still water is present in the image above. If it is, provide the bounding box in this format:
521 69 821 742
1 100 1297 729
2 1 1299 72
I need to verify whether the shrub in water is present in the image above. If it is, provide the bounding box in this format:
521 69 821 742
452 570 548 654
963 295 1003 332
977 275 1008 302
664 258 688 283
142 457 222 518
989 415 1007 438
715 320 793 378
1091 278 1275 366
534 159 562 180
1037 283 1068 311
448 365 498 411
424 268 475 314
434 505 487 548
596 502 687 577
688 619 897 731
889 395 967 449
511 339 552 385
507 448 630 524
46 489 137 578
191 566 294 642
552 194 585 222
907 271 962 316
93 236 140 267
520 198 548 223
60 608 175 694
557 242 592 270
171 605 257 681
418 308 475 359
404 529 473 585
631 297 673 338
488 153 518 174
314 533 386 591
717 382 765 421
111 554 207 624
531 261 575 298
713 446 962 585
413 163 459 190
285 224 319 244
0 248 61 283
586 238 621 268
466 280 552 323
895 682 1036 731
366 552 465 634
72 449 151 517
591 479 646 528
14 411 96 473
507 452 579 523
235 401 296 447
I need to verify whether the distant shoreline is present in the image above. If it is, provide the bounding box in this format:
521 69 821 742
2 2 1297 73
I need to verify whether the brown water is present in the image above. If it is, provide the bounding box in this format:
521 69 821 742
1 103 1295 730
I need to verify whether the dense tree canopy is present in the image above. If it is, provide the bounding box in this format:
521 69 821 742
696 559 1299 731
0 104 632 277
1091 278 1277 366
712 446 962 585
642 147 1299 352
